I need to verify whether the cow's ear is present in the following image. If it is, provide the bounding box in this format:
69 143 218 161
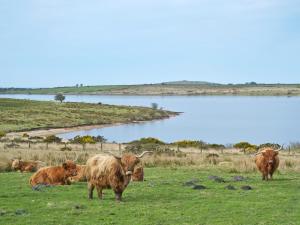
261 152 266 157
274 151 279 156
62 162 68 169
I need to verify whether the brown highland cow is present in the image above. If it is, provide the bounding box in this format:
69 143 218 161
11 159 45 172
131 165 144 182
86 151 151 201
29 160 77 186
255 147 281 181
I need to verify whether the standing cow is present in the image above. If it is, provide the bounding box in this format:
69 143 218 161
255 146 282 181
29 160 77 187
86 151 151 201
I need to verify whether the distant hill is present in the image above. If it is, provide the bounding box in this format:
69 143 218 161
160 80 221 85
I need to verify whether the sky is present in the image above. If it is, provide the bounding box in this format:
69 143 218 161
0 0 300 88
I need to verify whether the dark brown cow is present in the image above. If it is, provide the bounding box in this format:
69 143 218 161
86 151 151 201
131 165 144 182
11 159 41 172
255 147 281 181
29 160 77 187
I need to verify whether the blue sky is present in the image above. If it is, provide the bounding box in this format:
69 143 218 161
0 0 299 87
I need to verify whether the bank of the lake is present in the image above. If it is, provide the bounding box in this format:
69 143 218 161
0 98 178 134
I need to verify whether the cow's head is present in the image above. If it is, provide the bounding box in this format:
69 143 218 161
261 149 279 168
62 160 77 177
11 159 21 170
114 151 152 176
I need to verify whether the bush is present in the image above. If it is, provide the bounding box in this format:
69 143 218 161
0 131 6 139
151 103 158 110
44 135 62 143
60 146 72 151
128 137 165 145
125 142 182 156
173 140 207 148
259 143 281 149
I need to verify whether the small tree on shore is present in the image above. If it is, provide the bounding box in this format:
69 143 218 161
55 93 66 103
44 135 62 149
71 135 96 150
151 103 158 110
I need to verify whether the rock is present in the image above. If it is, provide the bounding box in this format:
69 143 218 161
0 209 7 216
232 176 247 182
241 185 253 190
15 209 27 216
183 178 200 186
225 185 236 190
208 176 225 183
192 185 207 190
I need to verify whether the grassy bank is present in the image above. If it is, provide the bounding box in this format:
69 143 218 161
0 167 299 225
1 83 300 96
0 98 177 133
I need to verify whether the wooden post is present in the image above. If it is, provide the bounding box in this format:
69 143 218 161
100 142 103 151
28 141 31 149
46 142 48 149
177 145 179 152
119 143 122 154
289 146 291 155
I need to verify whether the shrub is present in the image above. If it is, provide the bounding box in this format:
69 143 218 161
60 146 72 151
128 137 165 145
0 131 6 139
70 135 96 150
234 142 257 153
151 103 158 110
173 140 207 148
44 135 62 143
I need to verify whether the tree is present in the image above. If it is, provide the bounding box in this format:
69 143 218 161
151 103 158 110
44 135 62 149
71 135 96 150
54 93 66 103
234 141 257 154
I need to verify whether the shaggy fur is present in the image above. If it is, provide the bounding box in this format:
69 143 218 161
29 160 77 186
86 153 141 201
131 166 144 182
11 159 45 172
68 165 87 183
255 148 279 181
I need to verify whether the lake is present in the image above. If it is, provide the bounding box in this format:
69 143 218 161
1 94 299 144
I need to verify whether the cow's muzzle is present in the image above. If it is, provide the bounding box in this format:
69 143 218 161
126 171 133 175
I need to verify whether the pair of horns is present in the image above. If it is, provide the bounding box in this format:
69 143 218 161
255 144 284 155
108 151 153 159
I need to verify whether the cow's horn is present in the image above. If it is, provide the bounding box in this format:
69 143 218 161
104 151 122 160
275 144 284 152
136 151 153 158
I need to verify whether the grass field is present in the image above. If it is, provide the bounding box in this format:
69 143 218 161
1 83 300 96
0 98 176 133
0 167 299 225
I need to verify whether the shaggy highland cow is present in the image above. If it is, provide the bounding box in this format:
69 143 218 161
29 160 77 186
11 159 45 173
86 151 151 201
255 147 281 181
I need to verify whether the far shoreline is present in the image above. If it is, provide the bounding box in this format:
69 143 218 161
7 114 180 138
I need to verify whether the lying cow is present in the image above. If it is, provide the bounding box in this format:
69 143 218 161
11 159 45 173
131 165 144 182
86 151 151 201
68 165 87 183
255 147 281 181
29 160 77 187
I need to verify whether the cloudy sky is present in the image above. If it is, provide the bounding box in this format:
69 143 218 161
1 0 299 87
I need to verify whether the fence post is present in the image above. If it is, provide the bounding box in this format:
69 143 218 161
28 141 31 149
177 145 179 152
288 146 291 155
119 143 122 154
100 142 103 151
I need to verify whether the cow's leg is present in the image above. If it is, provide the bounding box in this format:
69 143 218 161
114 191 123 202
262 174 266 180
96 186 103 200
269 172 274 180
88 182 95 199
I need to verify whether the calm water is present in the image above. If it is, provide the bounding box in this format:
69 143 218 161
1 94 299 144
